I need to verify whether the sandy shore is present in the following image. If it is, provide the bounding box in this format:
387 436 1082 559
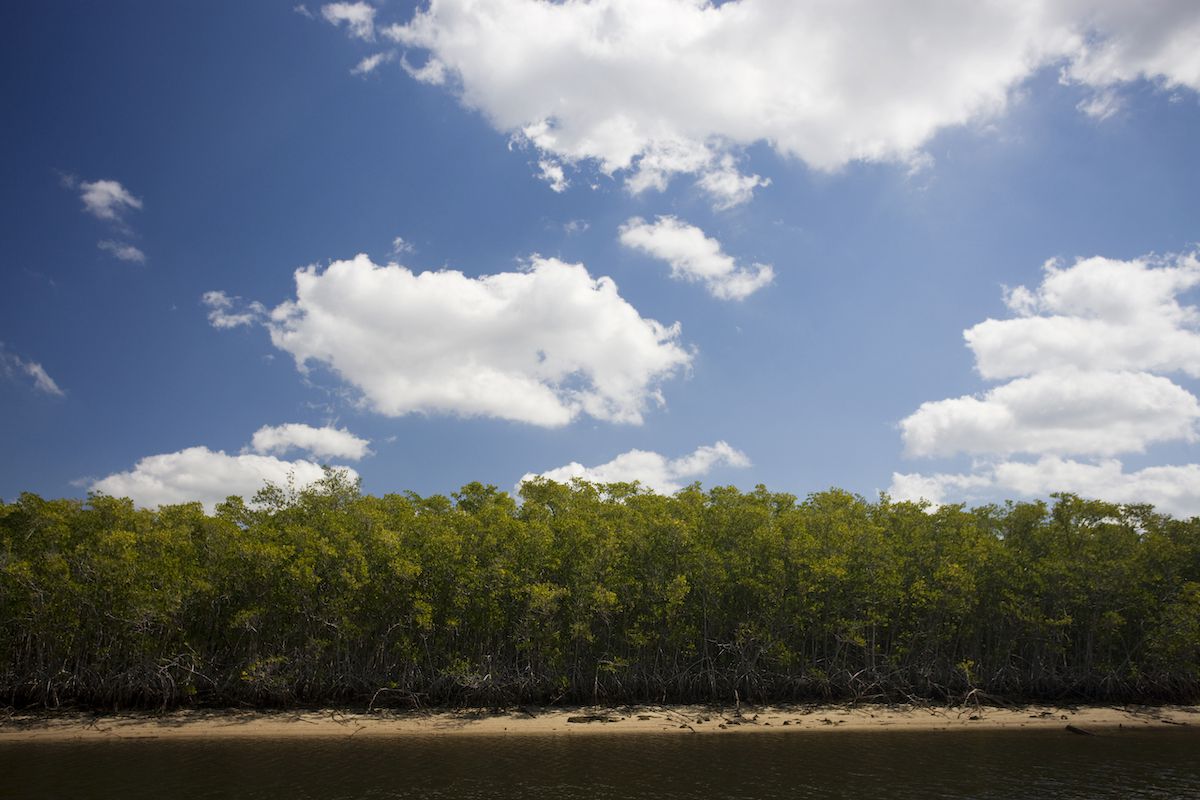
2 703 1196 742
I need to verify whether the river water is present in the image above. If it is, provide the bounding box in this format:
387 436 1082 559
3 728 1198 799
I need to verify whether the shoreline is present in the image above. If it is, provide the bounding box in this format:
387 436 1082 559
2 703 1196 742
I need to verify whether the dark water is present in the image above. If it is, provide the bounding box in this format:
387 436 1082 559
3 728 1199 799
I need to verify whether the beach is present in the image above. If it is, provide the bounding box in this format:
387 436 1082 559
2 703 1196 742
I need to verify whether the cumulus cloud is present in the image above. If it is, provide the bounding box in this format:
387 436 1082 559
618 215 773 300
887 470 988 508
1060 2 1200 91
381 0 1200 202
891 458 1200 520
77 178 142 221
895 248 1200 516
352 50 395 75
214 254 691 426
249 423 371 460
91 446 358 512
202 290 266 329
322 1 375 40
0 344 64 397
967 254 1200 380
97 240 146 263
521 440 750 494
900 369 1200 458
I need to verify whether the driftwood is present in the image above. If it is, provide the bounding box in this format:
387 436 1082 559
566 714 620 724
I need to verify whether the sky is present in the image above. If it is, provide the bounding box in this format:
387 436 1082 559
2 1 1200 515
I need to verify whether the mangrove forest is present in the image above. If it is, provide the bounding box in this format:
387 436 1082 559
2 472 1199 710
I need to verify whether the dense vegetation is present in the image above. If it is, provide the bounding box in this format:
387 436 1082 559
3 473 1199 710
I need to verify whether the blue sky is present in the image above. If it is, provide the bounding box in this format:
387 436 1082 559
3 1 1200 515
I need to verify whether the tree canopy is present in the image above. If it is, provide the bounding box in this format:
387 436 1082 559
2 478 1198 709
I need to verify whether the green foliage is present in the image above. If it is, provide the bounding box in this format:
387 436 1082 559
1 482 1198 709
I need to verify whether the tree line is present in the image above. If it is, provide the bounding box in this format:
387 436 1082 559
2 472 1198 709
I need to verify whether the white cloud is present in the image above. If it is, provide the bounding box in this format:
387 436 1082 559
1060 2 1200 92
967 254 1200 380
888 469 993 509
78 179 141 221
890 458 1200 520
226 253 690 426
896 247 1200 517
382 0 1200 202
91 446 358 512
249 423 371 460
202 290 266 329
1 344 64 397
97 240 146 263
391 235 415 254
1077 88 1123 120
563 219 590 235
618 215 773 300
900 369 1200 458
322 1 375 40
537 159 569 193
352 50 395 75
69 179 148 259
695 155 772 211
521 440 750 494
400 52 447 84
22 361 65 397
294 4 315 19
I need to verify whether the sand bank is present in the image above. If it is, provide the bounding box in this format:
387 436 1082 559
2 703 1197 742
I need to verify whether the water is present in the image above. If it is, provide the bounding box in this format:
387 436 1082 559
3 728 1198 799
